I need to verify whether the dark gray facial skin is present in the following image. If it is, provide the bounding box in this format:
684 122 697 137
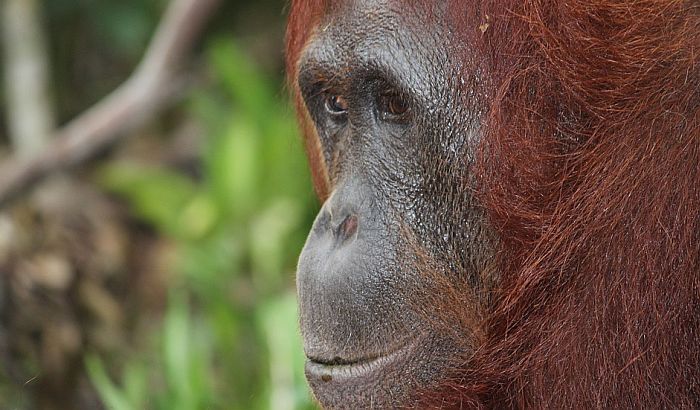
295 1 492 407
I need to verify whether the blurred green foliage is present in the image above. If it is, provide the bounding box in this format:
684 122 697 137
46 0 162 56
91 40 318 409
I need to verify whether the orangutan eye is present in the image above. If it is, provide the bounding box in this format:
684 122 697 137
377 90 410 122
324 93 348 116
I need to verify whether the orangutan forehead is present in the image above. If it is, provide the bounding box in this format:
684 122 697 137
303 0 452 70
323 0 447 27
285 0 460 86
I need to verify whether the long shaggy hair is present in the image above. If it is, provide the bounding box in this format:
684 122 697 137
286 1 700 407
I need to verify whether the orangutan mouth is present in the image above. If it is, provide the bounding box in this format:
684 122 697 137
305 339 419 383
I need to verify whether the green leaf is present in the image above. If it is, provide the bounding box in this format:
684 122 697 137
86 355 133 410
180 194 220 240
163 291 196 409
205 119 260 220
208 41 274 122
122 362 148 409
98 163 197 238
250 198 303 288
258 292 314 410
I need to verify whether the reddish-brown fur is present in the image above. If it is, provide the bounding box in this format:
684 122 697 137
287 1 700 407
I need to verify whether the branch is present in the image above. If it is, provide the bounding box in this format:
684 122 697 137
2 0 55 156
0 0 222 207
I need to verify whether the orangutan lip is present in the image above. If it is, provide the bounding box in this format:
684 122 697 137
305 339 418 381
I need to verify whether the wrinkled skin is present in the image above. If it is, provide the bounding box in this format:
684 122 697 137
295 1 493 407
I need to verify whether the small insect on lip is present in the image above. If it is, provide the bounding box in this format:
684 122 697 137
321 374 333 382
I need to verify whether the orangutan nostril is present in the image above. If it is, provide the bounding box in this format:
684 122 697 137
336 214 358 242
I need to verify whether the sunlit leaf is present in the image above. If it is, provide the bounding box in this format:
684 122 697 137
209 40 273 123
86 355 133 410
206 118 260 220
258 292 315 410
98 163 197 238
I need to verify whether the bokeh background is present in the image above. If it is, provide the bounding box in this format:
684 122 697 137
0 0 318 408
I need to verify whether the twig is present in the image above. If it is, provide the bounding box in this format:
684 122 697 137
0 0 222 207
